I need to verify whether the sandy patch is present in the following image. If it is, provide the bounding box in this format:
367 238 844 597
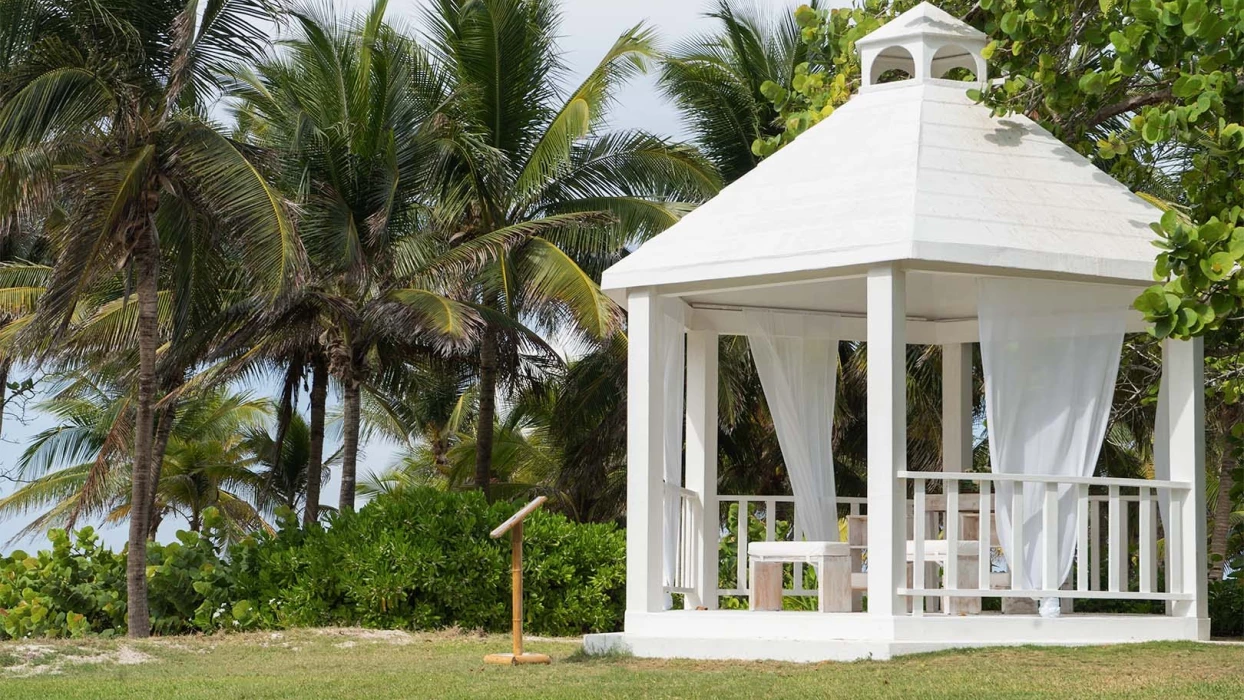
2 644 153 677
315 628 415 645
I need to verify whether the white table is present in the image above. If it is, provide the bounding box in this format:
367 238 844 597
747 541 852 612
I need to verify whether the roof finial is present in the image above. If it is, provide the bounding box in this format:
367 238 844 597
855 2 988 89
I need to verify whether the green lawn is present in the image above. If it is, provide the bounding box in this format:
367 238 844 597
3 628 1243 699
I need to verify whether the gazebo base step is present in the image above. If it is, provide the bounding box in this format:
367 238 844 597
582 611 1209 663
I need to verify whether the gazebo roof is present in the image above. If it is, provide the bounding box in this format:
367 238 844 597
601 3 1163 303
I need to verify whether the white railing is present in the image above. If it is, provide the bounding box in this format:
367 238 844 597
665 484 699 595
897 471 1194 613
686 475 1192 610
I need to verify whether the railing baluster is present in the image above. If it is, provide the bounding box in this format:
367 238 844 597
688 496 695 597
1076 484 1089 592
1010 483 1024 590
1168 492 1183 596
765 498 777 542
913 478 926 615
1108 486 1122 593
1042 482 1059 592
1120 494 1131 592
1090 498 1101 591
946 479 960 594
978 480 992 590
738 498 749 593
1140 487 1155 594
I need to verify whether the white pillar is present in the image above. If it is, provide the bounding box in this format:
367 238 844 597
867 264 906 618
939 343 972 612
1165 337 1207 627
684 330 719 610
626 289 666 614
941 344 973 472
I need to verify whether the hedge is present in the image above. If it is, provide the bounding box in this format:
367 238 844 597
0 488 625 639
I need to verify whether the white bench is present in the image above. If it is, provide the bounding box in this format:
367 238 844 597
747 541 852 613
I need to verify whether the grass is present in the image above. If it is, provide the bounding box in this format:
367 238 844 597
2 628 1243 699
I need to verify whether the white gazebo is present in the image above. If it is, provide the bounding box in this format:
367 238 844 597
584 3 1209 662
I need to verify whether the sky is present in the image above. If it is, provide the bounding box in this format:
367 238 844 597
0 0 735 550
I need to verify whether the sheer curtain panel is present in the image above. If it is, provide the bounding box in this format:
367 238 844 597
979 280 1131 617
745 311 839 542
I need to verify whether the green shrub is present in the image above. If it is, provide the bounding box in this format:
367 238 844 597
1209 576 1243 637
0 527 125 639
220 488 625 636
2 488 626 639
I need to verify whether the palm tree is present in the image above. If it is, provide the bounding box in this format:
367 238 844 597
660 0 811 182
0 0 303 636
242 412 334 520
421 0 720 498
0 381 277 541
230 0 481 512
360 381 565 507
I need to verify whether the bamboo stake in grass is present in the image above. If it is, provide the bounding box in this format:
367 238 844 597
484 496 550 666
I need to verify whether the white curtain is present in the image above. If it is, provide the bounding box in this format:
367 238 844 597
660 304 685 608
745 311 839 541
979 279 1130 617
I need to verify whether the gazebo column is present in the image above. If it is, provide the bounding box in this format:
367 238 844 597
626 288 666 614
867 264 907 618
939 343 973 612
1164 337 1207 628
941 344 973 472
684 330 719 610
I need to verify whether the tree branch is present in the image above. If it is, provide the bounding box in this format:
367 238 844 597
1087 87 1173 128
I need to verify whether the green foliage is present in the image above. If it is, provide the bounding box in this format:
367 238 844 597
1 489 625 639
1209 575 1244 637
217 488 624 636
750 1 977 156
0 527 124 639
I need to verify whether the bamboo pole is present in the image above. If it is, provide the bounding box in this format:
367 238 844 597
485 497 550 665
512 521 523 657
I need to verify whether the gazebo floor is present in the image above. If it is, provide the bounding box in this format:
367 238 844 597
584 610 1209 662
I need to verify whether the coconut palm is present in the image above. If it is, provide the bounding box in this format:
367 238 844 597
229 0 483 512
242 412 334 520
420 0 720 498
0 381 276 541
660 0 812 183
0 0 305 635
360 380 566 508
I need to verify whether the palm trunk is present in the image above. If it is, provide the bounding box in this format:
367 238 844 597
474 325 497 499
432 432 450 475
1209 444 1236 580
304 355 328 527
145 399 177 540
339 367 361 512
126 233 159 639
272 362 300 473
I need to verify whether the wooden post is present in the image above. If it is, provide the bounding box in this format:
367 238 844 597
511 521 523 657
485 497 551 665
